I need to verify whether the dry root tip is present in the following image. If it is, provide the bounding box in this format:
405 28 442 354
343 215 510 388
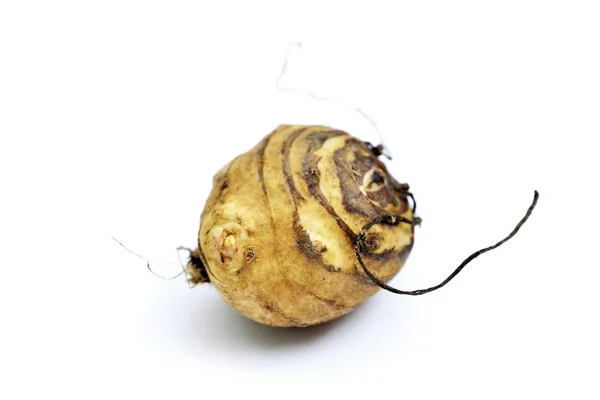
365 142 387 158
182 248 210 286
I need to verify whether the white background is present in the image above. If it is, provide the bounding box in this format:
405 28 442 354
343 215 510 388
1 1 599 399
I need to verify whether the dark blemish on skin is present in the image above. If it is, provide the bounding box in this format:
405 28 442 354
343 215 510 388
211 158 238 206
370 170 385 186
334 145 383 218
256 134 278 250
303 153 358 243
293 214 337 272
313 240 327 253
261 298 307 327
281 127 310 203
363 233 381 252
257 134 273 197
188 248 210 285
365 142 386 158
293 281 349 310
245 248 256 263
335 140 412 218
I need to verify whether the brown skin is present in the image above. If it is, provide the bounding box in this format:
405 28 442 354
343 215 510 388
187 125 416 327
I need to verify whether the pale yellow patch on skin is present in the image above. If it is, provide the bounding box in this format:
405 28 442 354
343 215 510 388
297 202 352 271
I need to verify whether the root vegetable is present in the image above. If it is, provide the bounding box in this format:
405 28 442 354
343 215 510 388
187 125 416 327
185 124 538 328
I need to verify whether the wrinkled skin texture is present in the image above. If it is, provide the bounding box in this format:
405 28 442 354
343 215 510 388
188 125 416 327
